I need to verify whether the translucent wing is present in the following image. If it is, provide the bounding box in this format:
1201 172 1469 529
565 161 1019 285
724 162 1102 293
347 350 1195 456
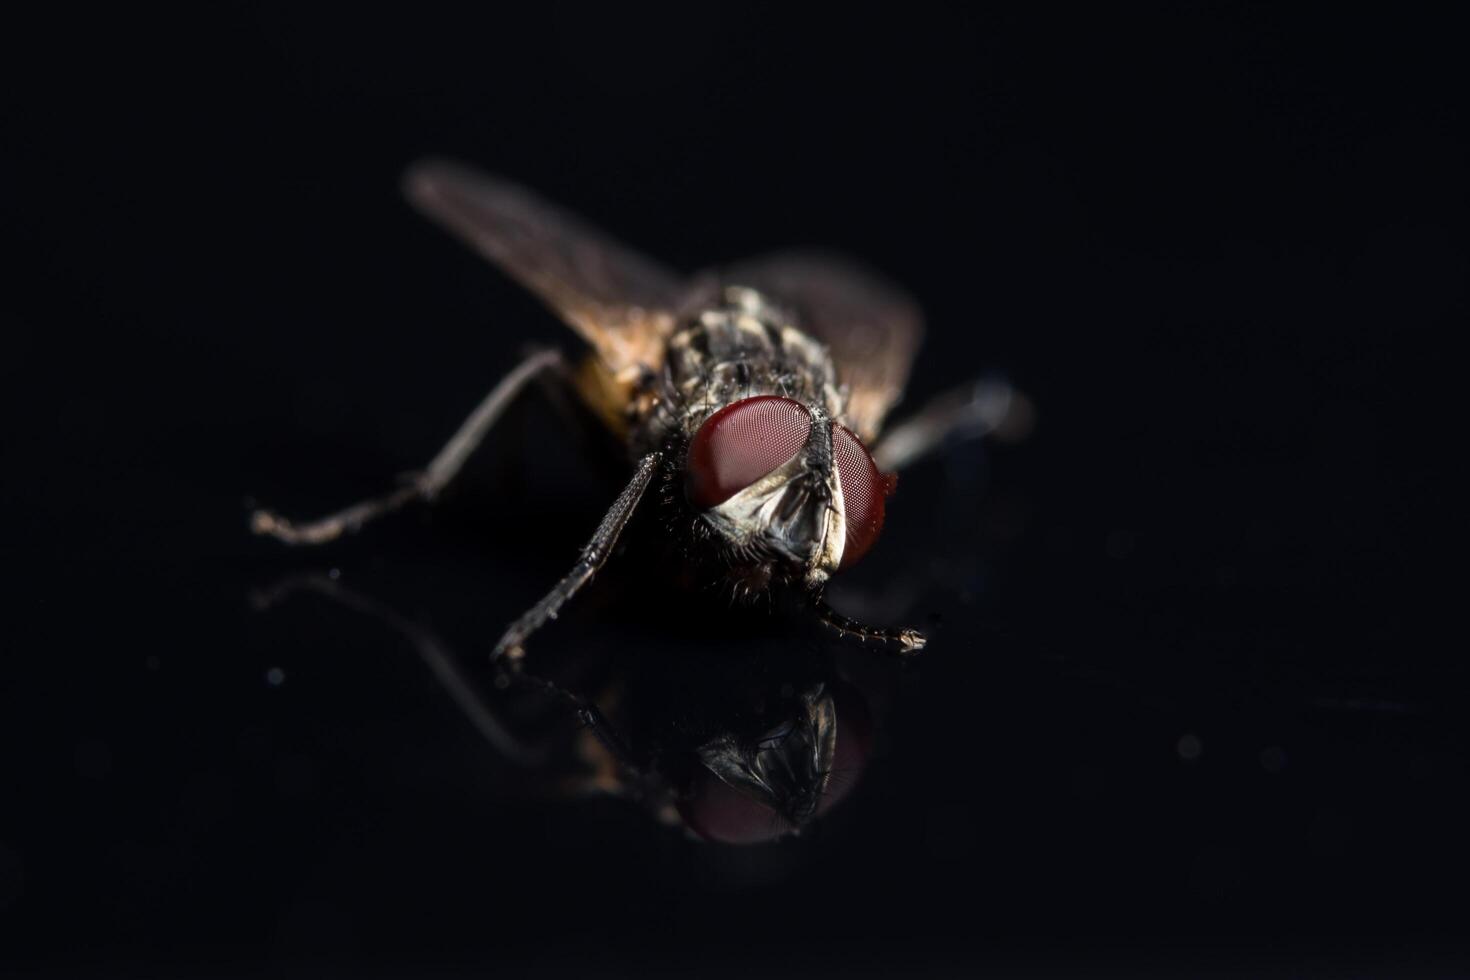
717 252 924 442
404 160 686 381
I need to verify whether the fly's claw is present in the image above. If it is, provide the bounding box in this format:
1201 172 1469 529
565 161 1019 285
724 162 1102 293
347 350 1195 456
896 628 927 655
493 637 527 664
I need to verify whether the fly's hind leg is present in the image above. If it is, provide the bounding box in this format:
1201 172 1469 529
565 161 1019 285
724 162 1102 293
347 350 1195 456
493 451 662 662
252 349 564 545
871 376 1034 473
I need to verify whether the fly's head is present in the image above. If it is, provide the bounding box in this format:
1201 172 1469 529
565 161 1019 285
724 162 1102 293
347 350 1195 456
683 394 896 596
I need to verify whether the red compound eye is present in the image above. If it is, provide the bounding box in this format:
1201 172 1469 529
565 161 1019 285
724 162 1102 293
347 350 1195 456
686 396 812 509
832 424 895 569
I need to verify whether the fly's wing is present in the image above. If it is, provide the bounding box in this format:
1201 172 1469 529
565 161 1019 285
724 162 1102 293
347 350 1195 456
404 161 686 382
718 252 924 442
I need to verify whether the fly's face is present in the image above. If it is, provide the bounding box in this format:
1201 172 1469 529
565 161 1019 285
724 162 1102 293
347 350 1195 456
684 393 896 592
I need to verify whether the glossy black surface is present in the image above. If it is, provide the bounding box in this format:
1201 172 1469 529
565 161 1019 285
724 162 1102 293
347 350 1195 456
4 6 1462 975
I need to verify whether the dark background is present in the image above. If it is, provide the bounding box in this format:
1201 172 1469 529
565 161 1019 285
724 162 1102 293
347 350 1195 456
3 5 1464 976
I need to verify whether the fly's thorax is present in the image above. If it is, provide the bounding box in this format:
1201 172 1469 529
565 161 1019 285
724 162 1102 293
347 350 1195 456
654 286 844 443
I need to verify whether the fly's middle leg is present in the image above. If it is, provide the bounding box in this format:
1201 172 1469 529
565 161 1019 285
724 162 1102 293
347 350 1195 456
252 349 564 545
870 376 1034 473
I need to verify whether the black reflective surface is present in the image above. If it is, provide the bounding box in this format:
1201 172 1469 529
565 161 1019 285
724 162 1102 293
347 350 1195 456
4 6 1463 976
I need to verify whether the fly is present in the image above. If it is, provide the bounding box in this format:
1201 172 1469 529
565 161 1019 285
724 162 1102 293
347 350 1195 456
252 161 1027 659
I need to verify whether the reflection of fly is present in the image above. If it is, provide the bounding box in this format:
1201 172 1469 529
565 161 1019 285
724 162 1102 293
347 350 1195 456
258 571 884 843
253 162 1026 657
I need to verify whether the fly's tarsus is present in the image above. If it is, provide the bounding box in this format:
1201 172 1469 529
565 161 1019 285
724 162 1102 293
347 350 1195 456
812 598 927 656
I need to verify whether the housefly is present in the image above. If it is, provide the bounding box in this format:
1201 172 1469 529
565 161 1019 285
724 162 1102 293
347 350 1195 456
253 161 1027 659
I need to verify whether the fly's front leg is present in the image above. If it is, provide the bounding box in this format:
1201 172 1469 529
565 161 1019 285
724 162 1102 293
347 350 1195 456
871 376 1034 473
812 597 927 657
252 349 564 545
839 378 1031 653
493 451 662 662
